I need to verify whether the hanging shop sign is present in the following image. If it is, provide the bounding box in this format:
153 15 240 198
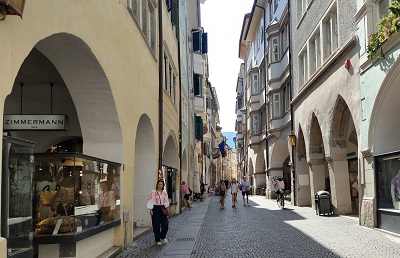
3 114 68 131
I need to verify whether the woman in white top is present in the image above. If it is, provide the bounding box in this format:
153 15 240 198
231 178 239 208
147 180 170 245
98 181 116 222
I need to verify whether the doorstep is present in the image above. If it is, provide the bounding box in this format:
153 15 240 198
97 246 122 258
132 227 151 241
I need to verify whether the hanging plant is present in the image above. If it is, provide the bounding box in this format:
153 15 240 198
367 0 400 58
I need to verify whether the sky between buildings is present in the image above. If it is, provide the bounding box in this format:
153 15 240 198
201 0 254 133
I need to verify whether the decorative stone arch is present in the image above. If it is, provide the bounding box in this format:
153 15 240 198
254 148 266 187
269 138 289 168
369 55 400 155
5 33 123 162
163 131 179 169
308 113 325 160
36 33 123 161
297 126 307 162
133 114 156 227
296 125 311 206
330 95 355 154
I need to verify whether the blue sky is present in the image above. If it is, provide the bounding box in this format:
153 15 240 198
201 0 253 133
222 131 236 149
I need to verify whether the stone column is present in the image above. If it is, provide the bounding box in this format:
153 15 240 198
308 159 326 209
327 155 352 214
296 159 311 206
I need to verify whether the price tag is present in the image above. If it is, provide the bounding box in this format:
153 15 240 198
52 219 63 235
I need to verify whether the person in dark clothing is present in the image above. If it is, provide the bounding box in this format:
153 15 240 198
200 182 205 201
224 179 229 190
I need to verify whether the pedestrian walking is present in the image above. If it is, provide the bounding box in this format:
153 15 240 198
219 179 227 209
241 176 251 206
181 181 192 209
147 180 170 246
200 182 205 201
230 178 239 208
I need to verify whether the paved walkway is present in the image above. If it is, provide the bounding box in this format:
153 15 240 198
117 193 400 258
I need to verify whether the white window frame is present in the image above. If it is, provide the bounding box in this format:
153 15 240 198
272 92 281 118
271 37 280 62
252 113 259 135
298 48 308 86
322 8 338 61
251 73 259 95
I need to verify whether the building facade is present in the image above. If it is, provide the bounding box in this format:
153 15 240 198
290 0 360 212
356 0 400 235
0 0 212 257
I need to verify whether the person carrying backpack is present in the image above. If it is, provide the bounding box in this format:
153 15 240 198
181 181 192 209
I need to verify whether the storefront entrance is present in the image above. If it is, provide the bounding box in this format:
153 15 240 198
1 34 123 258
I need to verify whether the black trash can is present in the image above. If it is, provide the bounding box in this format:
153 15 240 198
315 190 333 216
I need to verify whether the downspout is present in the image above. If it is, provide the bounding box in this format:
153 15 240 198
255 3 269 197
177 0 183 214
158 0 164 173
287 0 296 206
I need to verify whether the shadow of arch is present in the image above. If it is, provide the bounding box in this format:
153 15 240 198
331 95 355 151
309 114 325 159
133 114 155 227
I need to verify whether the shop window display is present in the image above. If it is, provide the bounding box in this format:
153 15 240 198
376 155 400 210
33 153 121 236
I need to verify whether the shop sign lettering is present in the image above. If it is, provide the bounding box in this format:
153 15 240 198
3 115 68 131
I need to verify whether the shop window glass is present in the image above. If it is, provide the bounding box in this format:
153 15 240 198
32 153 121 237
376 155 400 210
162 166 177 204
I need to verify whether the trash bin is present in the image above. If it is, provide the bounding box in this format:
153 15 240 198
315 190 333 216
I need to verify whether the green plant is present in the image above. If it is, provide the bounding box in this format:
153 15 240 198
367 0 400 58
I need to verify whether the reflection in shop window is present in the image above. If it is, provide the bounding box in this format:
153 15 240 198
33 153 121 235
376 155 400 210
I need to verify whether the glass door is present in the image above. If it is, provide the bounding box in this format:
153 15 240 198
2 136 35 258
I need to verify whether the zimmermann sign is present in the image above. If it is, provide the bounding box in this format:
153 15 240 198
3 115 68 131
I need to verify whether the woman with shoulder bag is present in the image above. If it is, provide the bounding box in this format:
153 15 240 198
147 180 170 246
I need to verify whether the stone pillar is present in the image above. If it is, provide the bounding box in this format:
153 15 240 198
296 159 311 206
308 159 326 209
327 155 352 214
360 151 375 228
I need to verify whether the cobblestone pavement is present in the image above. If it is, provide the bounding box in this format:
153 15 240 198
117 194 400 258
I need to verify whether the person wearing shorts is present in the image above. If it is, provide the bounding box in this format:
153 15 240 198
241 176 250 206
230 178 239 208
181 181 191 209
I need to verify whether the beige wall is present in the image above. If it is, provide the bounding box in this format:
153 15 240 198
0 0 181 255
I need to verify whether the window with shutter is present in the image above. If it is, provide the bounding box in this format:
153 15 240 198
202 33 208 54
193 31 202 53
193 73 202 96
195 116 203 140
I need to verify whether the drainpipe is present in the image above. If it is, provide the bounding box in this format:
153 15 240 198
177 0 183 214
158 0 164 173
287 0 296 206
255 2 269 197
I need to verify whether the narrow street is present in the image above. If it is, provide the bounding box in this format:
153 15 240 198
117 193 400 258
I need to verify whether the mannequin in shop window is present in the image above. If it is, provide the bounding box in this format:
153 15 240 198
391 170 400 209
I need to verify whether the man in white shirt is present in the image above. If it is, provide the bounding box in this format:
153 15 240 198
241 176 251 206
